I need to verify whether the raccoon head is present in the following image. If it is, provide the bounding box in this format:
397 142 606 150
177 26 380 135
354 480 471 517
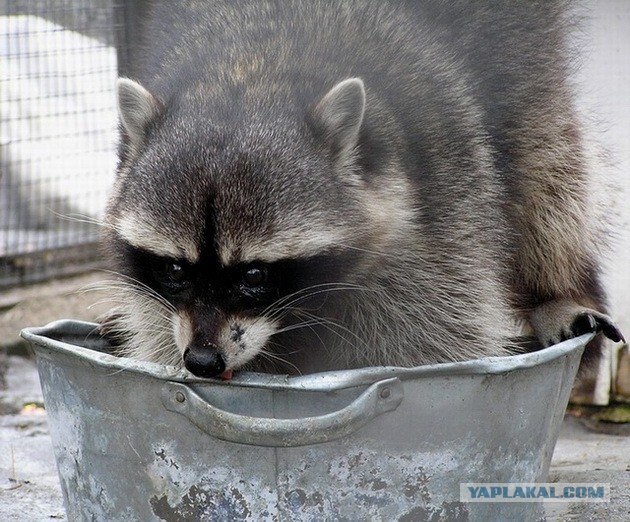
104 77 413 377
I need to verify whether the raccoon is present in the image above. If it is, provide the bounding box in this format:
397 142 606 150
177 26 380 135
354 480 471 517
101 0 623 378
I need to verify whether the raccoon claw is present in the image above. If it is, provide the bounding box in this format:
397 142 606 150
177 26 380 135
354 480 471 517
569 313 597 338
531 300 625 348
570 312 624 344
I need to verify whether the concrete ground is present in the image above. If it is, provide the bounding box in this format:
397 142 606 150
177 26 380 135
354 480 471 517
0 356 64 521
0 273 106 521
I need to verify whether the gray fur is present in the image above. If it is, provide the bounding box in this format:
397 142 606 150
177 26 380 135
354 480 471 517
102 0 621 375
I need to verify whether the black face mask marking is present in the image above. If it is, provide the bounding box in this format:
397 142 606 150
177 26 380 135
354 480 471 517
117 238 362 316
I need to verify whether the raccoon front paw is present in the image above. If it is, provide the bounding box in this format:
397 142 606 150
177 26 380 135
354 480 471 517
531 299 625 347
570 311 624 344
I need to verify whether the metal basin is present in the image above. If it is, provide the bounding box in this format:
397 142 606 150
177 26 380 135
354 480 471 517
21 320 589 521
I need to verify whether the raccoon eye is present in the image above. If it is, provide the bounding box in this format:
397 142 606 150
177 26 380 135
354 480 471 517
154 261 190 292
242 265 267 288
166 262 186 283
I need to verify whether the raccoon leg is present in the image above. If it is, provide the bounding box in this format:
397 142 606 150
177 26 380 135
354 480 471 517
506 105 625 370
530 298 624 348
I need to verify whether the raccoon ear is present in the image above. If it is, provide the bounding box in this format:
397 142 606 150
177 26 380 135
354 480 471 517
117 78 161 149
312 78 365 157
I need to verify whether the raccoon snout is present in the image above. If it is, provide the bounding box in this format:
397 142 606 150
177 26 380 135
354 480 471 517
183 345 226 378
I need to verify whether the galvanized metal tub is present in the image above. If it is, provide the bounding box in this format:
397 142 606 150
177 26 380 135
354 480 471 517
21 320 589 521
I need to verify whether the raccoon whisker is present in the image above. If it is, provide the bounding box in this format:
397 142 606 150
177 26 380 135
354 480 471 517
300 318 328 353
110 336 177 361
294 309 368 351
282 314 346 368
268 316 339 365
139 326 176 336
258 347 304 376
88 291 176 323
52 210 96 225
263 284 371 322
98 279 181 366
102 307 175 335
90 270 143 286
81 282 158 299
130 333 180 364
48 210 128 237
88 272 176 313
87 292 177 328
265 344 305 357
146 340 179 356
259 282 369 319
104 317 175 337
271 319 332 335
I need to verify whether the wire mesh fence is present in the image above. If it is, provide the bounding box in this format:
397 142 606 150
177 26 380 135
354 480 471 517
0 0 125 288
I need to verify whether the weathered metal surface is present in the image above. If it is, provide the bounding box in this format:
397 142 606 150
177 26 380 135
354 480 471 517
21 320 589 521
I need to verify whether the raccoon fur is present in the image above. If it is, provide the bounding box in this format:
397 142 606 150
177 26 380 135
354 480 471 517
101 0 623 378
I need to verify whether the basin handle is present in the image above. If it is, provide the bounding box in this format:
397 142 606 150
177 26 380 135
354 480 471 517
161 378 403 447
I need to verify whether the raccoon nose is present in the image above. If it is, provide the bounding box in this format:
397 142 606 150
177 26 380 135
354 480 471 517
183 346 226 378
